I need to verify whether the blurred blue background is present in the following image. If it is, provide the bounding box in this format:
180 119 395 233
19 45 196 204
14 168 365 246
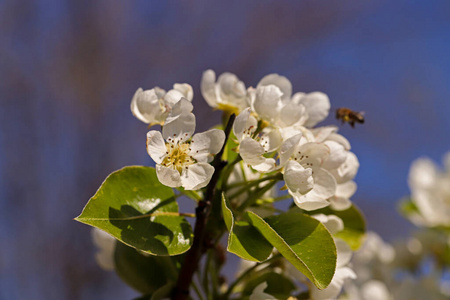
1 0 450 299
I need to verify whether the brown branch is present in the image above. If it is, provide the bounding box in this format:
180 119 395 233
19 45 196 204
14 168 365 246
172 114 236 300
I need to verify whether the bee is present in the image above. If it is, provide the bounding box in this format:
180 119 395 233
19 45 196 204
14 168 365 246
336 108 365 128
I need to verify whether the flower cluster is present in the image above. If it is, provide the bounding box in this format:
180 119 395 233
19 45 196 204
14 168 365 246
203 70 359 211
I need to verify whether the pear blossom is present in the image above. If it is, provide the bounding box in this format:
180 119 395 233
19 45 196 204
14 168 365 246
407 152 450 227
279 133 337 210
131 83 193 126
91 228 116 271
201 69 247 114
233 107 282 172
254 73 331 129
146 99 225 190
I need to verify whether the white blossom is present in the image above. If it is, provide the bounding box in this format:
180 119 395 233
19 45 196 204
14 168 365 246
407 153 450 227
201 69 247 114
279 133 337 210
233 108 282 172
131 83 193 126
146 99 225 190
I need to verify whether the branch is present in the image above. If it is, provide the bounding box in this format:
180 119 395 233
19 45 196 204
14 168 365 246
172 114 236 300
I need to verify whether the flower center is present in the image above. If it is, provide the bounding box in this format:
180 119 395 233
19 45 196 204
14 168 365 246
162 142 195 173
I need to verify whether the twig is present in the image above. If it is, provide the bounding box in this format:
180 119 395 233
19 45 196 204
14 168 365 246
172 114 236 300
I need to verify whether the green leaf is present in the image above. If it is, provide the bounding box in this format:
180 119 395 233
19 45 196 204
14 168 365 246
242 272 296 299
75 166 193 256
303 204 366 251
222 194 273 262
246 211 336 289
114 242 178 294
223 130 239 162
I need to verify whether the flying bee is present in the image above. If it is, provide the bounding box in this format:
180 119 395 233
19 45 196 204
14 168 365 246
336 108 365 128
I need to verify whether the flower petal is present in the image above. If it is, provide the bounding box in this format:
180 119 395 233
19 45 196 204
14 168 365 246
296 142 330 168
251 158 277 173
331 151 359 183
312 214 344 235
233 108 257 142
257 73 292 101
156 165 182 188
336 238 352 267
252 85 283 123
279 133 302 167
312 167 337 199
173 83 193 101
146 131 167 164
284 160 314 195
260 128 282 153
300 92 330 127
239 137 266 166
311 125 338 143
323 141 347 169
181 163 215 190
201 69 218 107
190 129 226 162
291 191 330 211
130 88 165 124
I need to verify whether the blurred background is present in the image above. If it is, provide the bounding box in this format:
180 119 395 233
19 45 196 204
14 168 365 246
1 0 450 299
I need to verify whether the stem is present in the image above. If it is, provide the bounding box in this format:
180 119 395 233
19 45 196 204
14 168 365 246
192 280 206 300
172 114 236 300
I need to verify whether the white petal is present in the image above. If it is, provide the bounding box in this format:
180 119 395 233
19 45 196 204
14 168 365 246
167 97 194 117
296 142 330 167
292 190 330 211
257 73 292 101
327 132 351 151
323 141 347 169
251 158 277 173
163 100 196 143
279 101 306 127
300 92 330 127
335 238 352 267
336 181 357 198
239 137 266 165
260 128 282 153
312 214 344 235
181 163 215 190
253 85 283 122
146 131 168 164
284 160 314 194
190 129 226 162
156 165 182 188
311 125 338 143
331 151 359 183
217 72 246 99
312 167 337 199
329 195 352 211
279 133 302 166
173 83 193 101
163 89 185 108
201 69 218 107
130 88 165 124
233 108 257 142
